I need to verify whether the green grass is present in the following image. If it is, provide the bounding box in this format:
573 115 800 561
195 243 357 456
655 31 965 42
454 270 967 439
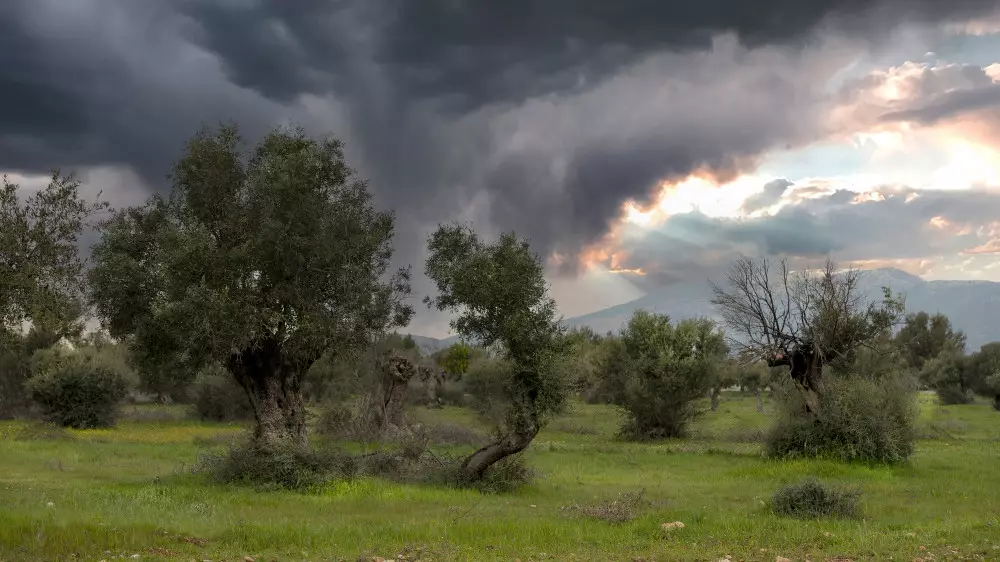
1 392 999 561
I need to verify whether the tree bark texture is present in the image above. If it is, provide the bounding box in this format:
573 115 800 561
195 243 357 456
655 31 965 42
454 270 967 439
227 339 307 447
771 347 825 417
755 387 764 413
710 387 721 411
382 352 417 430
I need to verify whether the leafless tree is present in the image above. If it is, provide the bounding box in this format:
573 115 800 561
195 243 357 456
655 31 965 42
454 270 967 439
709 257 903 416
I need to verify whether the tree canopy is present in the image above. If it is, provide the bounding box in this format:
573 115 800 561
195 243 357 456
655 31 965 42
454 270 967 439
1 171 107 335
424 223 567 479
88 124 413 445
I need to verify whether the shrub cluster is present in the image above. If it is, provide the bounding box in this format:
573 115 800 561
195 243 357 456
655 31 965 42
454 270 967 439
24 346 133 428
198 438 352 491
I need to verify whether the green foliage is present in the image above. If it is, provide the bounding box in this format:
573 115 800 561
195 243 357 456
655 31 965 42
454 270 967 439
462 358 513 426
191 363 254 422
24 345 133 428
440 341 471 379
770 478 861 519
602 311 727 439
0 328 62 418
0 171 107 335
424 223 569 476
88 124 413 443
766 368 918 464
919 350 975 405
893 311 966 373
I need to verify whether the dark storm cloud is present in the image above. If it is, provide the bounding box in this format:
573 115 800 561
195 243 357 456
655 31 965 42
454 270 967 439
2 0 999 276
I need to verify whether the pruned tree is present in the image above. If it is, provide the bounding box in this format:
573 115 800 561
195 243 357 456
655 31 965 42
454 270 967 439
88 124 413 447
710 257 904 417
381 350 418 430
0 172 107 417
424 223 568 481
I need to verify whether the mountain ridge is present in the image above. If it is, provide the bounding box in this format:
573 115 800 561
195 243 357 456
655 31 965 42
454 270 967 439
410 268 1000 352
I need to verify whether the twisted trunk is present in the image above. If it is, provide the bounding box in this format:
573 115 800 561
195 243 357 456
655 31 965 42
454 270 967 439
228 339 307 447
382 353 416 430
755 387 764 413
770 347 825 417
710 386 721 411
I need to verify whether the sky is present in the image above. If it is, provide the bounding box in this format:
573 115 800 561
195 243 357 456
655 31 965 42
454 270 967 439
4 1 1000 338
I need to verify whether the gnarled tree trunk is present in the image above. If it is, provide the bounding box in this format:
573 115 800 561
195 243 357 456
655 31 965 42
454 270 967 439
771 347 825 418
461 411 538 481
382 352 416 431
710 386 721 411
755 386 764 413
228 339 307 448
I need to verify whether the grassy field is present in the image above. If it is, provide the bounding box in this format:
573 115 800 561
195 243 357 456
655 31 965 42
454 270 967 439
1 392 998 561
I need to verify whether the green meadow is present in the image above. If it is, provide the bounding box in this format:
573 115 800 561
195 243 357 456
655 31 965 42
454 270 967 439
1 393 998 562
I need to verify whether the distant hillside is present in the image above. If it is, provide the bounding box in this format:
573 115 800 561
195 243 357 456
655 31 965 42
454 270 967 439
413 268 1000 352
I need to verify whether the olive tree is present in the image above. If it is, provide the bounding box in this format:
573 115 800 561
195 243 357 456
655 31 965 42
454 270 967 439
424 223 568 481
710 258 904 418
0 172 107 416
88 124 412 447
601 311 728 439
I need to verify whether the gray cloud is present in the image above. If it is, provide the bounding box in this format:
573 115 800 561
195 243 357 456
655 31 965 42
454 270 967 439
3 0 1000 335
741 178 793 212
612 185 1000 285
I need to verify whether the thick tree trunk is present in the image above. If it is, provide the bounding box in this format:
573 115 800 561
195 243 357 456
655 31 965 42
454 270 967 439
382 353 417 431
460 424 538 481
755 387 764 413
785 348 825 417
993 394 1000 412
228 340 307 448
710 387 721 411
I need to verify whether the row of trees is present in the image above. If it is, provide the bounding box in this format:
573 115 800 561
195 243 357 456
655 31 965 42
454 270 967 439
3 122 997 485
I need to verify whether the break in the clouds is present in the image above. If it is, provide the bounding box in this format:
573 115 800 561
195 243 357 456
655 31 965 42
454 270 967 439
4 1 1000 334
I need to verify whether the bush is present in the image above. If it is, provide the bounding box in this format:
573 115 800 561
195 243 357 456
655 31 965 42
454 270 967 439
766 371 918 464
934 384 975 405
191 365 254 422
770 478 861 519
197 438 351 491
601 313 726 440
24 346 133 428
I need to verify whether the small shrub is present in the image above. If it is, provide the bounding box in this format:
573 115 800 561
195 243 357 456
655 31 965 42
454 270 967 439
770 478 861 519
24 347 132 429
191 366 254 422
197 438 350 491
564 489 647 523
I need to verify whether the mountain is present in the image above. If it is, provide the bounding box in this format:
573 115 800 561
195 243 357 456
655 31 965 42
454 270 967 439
412 268 1000 352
